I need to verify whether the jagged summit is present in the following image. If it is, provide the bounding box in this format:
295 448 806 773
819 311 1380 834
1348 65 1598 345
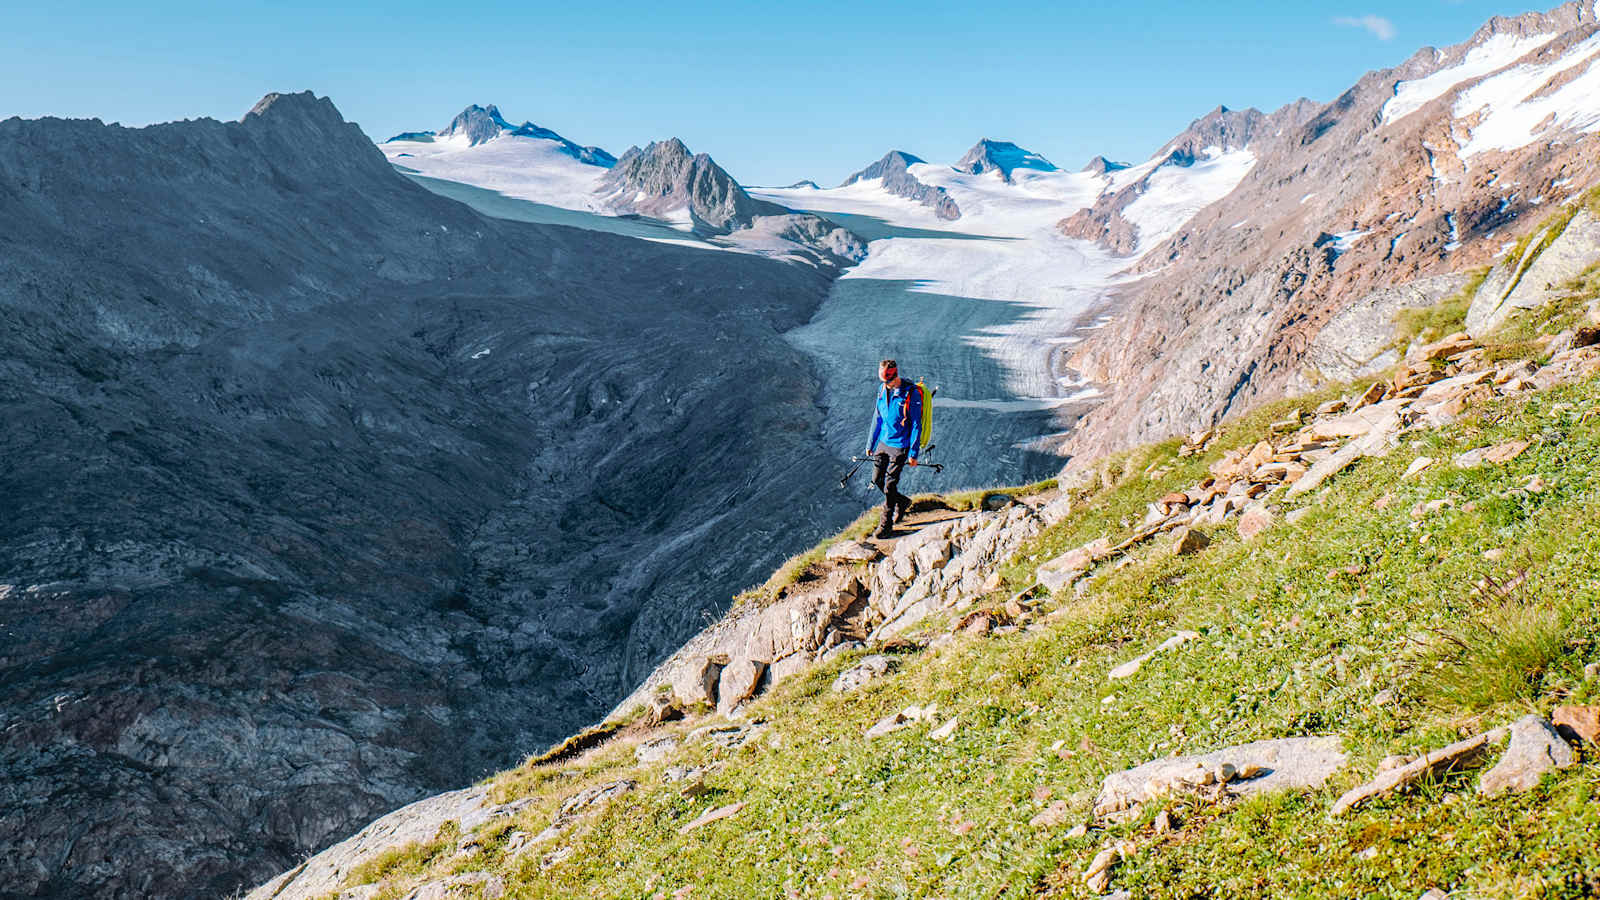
438 103 511 145
839 150 959 221
1083 155 1131 175
1158 105 1268 165
783 179 821 190
840 150 926 187
598 138 772 233
954 138 1056 182
388 103 616 166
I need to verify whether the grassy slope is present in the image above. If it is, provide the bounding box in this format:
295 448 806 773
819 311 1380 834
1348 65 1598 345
335 369 1600 899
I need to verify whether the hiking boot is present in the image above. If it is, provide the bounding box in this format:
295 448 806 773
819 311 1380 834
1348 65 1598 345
873 520 895 539
893 497 912 524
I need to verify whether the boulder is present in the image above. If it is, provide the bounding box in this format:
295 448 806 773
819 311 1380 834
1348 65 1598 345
635 736 680 764
767 651 814 685
1478 715 1575 795
1306 274 1471 381
1453 439 1530 468
826 540 880 562
1467 209 1600 336
715 658 767 716
1171 527 1210 556
1237 504 1274 539
673 656 726 707
832 654 893 693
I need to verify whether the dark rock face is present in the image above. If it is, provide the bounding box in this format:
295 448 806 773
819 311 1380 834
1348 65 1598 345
598 138 865 262
840 150 960 220
0 92 858 898
953 138 1056 182
406 103 617 166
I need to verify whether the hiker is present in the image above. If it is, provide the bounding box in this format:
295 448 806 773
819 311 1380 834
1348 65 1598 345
865 358 921 538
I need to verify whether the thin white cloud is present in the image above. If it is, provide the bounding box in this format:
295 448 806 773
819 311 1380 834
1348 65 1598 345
1333 14 1397 40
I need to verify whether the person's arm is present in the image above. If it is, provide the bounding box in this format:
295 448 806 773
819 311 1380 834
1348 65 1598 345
866 402 882 455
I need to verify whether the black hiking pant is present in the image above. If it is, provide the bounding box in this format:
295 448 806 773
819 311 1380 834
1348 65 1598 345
871 445 911 530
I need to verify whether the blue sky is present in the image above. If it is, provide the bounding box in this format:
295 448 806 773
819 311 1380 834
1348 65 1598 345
0 0 1555 185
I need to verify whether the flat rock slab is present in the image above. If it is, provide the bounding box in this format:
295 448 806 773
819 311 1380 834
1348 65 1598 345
832 654 892 692
1479 714 1575 795
826 540 881 562
1094 736 1346 818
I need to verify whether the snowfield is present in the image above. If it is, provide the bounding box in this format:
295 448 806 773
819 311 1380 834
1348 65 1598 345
1381 31 1559 125
383 132 608 211
1453 30 1600 158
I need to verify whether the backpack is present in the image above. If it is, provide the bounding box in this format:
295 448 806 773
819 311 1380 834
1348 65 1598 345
901 380 933 449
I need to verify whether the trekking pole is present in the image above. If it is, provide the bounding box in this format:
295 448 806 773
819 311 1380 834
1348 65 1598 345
839 457 869 489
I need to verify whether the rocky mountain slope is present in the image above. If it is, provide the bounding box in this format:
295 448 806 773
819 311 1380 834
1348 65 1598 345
838 150 961 220
0 92 864 899
1060 1 1600 462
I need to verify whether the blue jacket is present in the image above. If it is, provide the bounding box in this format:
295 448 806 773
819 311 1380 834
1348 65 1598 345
866 379 922 459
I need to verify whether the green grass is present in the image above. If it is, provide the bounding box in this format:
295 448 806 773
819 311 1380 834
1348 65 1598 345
1404 593 1573 711
333 374 1600 900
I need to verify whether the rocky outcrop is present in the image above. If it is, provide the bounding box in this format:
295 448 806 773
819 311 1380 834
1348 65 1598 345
1466 207 1600 335
0 92 864 899
597 138 865 263
840 150 960 220
953 138 1056 182
1306 273 1472 381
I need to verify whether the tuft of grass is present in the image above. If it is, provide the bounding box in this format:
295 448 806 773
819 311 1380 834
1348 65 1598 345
1405 588 1572 712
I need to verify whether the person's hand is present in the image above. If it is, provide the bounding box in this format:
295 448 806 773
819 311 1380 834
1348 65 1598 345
908 457 918 466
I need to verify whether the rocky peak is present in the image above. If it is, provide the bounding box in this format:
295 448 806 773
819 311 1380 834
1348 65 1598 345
598 139 866 260
438 103 511 145
1083 155 1131 176
782 179 821 190
238 91 391 178
838 149 959 221
1159 105 1266 165
954 139 1056 182
389 103 616 165
840 150 925 186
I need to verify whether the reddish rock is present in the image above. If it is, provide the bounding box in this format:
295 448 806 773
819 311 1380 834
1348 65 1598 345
1237 505 1275 539
1552 705 1600 744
